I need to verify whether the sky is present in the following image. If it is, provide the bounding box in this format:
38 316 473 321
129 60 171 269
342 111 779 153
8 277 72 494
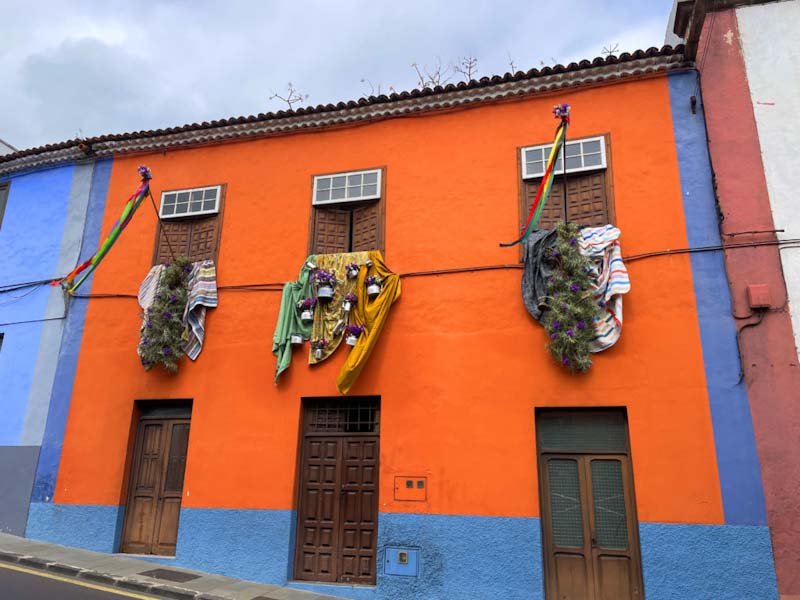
0 1 675 151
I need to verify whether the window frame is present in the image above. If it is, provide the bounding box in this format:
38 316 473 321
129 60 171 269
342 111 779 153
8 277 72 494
152 184 226 265
0 181 9 231
308 166 386 255
159 184 222 219
520 135 607 180
312 168 382 206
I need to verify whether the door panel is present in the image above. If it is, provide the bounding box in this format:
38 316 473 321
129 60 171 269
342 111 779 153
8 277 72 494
121 417 190 556
295 431 379 584
554 553 591 600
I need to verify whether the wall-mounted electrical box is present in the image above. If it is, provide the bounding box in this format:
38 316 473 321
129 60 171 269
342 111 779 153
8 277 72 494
747 283 772 309
384 546 419 576
394 476 427 501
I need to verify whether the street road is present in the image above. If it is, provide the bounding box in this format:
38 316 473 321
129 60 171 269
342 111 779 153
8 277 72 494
0 562 157 599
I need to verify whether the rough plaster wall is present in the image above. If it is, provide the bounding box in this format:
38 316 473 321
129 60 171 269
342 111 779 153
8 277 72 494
737 0 800 358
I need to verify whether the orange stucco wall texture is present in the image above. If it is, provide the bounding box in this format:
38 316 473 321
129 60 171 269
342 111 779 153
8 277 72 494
55 74 724 526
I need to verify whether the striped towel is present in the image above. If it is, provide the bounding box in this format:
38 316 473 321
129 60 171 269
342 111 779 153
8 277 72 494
579 226 631 352
182 260 218 360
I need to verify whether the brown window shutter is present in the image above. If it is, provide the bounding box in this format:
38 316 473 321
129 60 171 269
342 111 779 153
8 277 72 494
155 220 192 264
188 215 220 262
351 201 380 252
312 207 350 254
523 171 610 231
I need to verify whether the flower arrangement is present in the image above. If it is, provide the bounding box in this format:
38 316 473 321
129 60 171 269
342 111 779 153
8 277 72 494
553 103 571 121
342 293 358 312
313 268 337 299
542 222 603 373
365 275 381 297
346 263 360 278
139 257 192 373
298 297 317 322
345 324 365 346
310 338 330 359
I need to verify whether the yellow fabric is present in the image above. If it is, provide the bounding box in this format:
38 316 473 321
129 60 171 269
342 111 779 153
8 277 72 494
309 252 370 364
336 250 401 394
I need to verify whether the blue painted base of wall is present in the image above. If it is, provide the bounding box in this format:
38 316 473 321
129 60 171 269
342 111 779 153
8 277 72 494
25 505 777 600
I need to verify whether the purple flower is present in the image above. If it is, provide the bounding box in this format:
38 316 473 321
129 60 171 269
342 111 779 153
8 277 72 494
164 262 170 268
552 321 561 329
170 294 177 303
562 356 571 366
598 300 606 308
163 346 172 355
552 250 561 258
550 333 558 340
569 238 577 246
163 311 173 319
184 265 192 273
566 329 574 337
146 320 152 328
570 284 579 293
142 338 150 344
577 320 586 330
561 303 569 310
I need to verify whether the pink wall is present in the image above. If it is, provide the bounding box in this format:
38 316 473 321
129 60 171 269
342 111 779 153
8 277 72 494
698 9 800 596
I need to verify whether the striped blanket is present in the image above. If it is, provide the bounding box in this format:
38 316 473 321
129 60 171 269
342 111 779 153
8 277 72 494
182 260 218 360
579 225 631 352
137 260 218 361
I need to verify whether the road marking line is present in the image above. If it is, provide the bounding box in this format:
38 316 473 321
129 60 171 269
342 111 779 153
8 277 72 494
0 561 157 599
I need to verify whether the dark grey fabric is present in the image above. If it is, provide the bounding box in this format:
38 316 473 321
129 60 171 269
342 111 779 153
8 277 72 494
521 229 559 323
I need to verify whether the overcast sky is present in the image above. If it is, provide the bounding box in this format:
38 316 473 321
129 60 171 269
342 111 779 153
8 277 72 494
1 1 675 151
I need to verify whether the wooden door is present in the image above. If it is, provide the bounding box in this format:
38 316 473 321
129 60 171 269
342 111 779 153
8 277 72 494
295 399 379 584
121 418 190 555
537 410 643 600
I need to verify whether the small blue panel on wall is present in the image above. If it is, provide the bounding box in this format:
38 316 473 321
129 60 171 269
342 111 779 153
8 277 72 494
384 546 419 577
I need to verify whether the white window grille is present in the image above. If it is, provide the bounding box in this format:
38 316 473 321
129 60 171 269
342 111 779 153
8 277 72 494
521 136 607 179
160 185 221 219
313 169 381 205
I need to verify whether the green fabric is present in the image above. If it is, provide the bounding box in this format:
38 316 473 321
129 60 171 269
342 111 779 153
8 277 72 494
273 256 316 383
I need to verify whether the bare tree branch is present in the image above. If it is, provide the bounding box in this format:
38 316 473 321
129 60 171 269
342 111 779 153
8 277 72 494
269 82 309 110
453 55 479 81
507 52 518 73
411 57 454 88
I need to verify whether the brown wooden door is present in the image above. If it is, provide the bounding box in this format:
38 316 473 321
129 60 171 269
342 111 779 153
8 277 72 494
295 435 379 584
121 418 190 555
540 453 642 600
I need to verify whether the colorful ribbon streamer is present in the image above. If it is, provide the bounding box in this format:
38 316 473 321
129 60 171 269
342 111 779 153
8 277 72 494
500 104 571 247
54 166 152 294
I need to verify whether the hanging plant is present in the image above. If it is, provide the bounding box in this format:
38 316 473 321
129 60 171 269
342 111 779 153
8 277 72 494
312 269 337 299
342 293 358 312
297 297 317 322
345 263 360 279
345 324 365 346
139 257 192 373
365 275 381 298
542 222 603 373
310 338 330 359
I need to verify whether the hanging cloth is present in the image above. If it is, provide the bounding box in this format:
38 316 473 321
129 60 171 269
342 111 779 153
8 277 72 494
272 257 316 382
183 260 218 360
336 250 401 394
55 166 152 293
310 251 370 364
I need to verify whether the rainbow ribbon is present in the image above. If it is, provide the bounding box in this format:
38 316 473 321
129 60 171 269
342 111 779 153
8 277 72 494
501 108 570 247
54 166 152 294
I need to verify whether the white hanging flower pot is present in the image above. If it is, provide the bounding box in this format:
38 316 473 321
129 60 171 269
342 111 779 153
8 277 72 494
314 348 323 359
317 285 334 299
367 284 381 297
345 335 358 346
290 334 303 345
347 267 359 279
300 310 314 322
342 300 352 312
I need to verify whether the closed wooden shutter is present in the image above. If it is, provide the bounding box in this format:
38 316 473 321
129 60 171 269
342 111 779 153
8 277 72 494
154 215 220 264
523 171 610 231
351 201 380 252
312 208 351 254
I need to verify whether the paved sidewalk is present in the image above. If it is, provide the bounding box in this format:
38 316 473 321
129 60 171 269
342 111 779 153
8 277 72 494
0 533 347 600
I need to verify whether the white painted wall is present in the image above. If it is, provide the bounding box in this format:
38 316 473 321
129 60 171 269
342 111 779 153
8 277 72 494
738 0 800 357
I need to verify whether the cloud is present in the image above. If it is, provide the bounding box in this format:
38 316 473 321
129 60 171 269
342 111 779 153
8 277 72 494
0 0 674 150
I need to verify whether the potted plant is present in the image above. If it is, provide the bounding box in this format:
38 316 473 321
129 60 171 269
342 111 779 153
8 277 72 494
310 338 330 359
313 269 337 300
346 262 360 279
342 293 358 312
365 275 381 298
345 324 364 346
297 297 317 323
290 333 304 345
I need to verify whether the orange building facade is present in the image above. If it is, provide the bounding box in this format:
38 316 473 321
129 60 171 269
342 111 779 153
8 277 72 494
15 48 778 599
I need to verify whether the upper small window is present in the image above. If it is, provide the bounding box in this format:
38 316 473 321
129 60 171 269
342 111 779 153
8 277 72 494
160 185 221 219
521 136 606 179
313 169 381 205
